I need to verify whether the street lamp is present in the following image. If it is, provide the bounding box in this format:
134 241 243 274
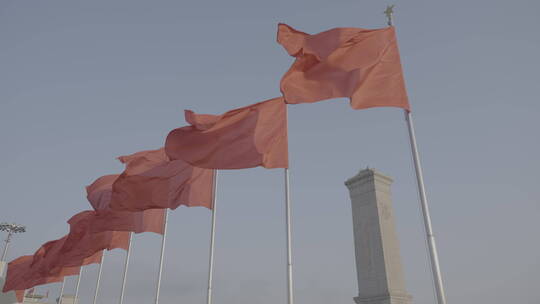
0 222 26 262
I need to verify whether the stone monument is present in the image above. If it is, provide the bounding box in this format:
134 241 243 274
345 168 413 304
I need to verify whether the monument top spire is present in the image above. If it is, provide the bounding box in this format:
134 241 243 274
345 167 393 190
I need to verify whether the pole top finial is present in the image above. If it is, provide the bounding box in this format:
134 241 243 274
384 4 395 26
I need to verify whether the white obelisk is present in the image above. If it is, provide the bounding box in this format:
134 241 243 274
345 168 413 304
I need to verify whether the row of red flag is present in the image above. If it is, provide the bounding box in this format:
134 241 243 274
3 23 410 300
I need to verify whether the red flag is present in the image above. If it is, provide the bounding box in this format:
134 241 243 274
29 237 103 277
86 174 118 211
86 175 165 234
90 209 165 235
26 213 129 277
109 148 214 212
3 251 99 293
165 97 288 169
63 211 130 261
277 24 410 111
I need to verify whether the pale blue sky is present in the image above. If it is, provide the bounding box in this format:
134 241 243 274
1 1 539 304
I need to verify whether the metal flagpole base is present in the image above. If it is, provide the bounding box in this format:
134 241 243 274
206 170 219 304
119 232 133 304
404 110 447 304
58 278 66 304
154 209 169 304
93 251 105 304
74 267 83 304
284 168 294 304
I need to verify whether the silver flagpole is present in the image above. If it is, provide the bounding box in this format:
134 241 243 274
92 251 105 304
283 104 294 304
404 111 447 304
284 168 294 304
0 232 10 262
118 232 133 304
58 278 66 304
154 209 169 304
383 6 447 304
206 170 219 304
74 267 83 304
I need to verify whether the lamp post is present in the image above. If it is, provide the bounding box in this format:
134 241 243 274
0 223 26 262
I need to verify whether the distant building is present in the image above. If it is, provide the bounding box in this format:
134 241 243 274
56 295 76 304
22 293 48 304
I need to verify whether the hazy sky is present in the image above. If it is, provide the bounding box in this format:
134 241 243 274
1 1 539 304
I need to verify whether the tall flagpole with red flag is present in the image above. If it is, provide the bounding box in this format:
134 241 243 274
206 170 219 304
385 5 448 304
163 97 290 304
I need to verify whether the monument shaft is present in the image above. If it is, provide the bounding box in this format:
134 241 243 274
345 168 412 304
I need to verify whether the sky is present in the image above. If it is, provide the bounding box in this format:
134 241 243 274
1 0 539 304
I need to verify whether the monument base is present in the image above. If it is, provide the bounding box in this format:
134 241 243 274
354 292 413 304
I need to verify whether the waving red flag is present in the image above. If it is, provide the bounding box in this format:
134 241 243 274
63 211 130 261
28 236 104 278
3 256 37 293
277 24 410 111
109 148 214 212
165 97 288 169
86 174 118 210
38 228 125 276
3 251 101 293
26 213 129 276
86 175 165 234
90 209 165 234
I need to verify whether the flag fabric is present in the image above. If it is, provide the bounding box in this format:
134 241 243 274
86 174 118 211
61 211 130 267
277 23 410 111
24 213 128 277
86 175 166 234
29 237 103 277
88 209 165 235
5 256 77 293
109 148 214 212
165 97 288 169
3 251 100 293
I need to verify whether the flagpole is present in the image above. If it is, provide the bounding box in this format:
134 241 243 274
92 251 105 304
118 232 133 304
58 278 66 304
74 267 83 304
284 168 294 304
206 170 219 304
404 111 447 304
154 209 169 304
383 6 447 304
284 104 294 304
